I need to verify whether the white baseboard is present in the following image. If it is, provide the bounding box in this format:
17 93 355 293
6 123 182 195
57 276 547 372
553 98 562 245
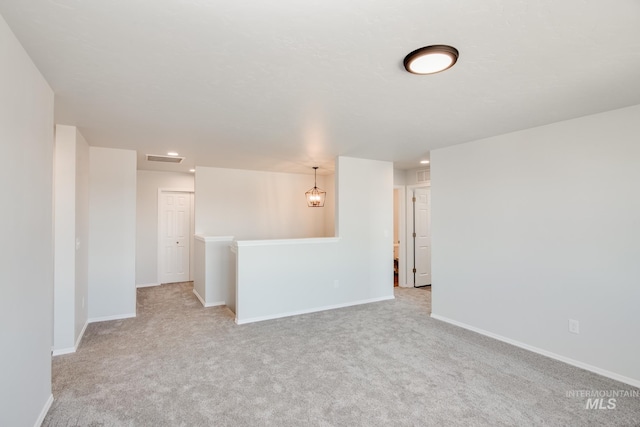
52 320 89 356
35 394 53 427
430 313 640 389
136 283 160 288
75 320 88 349
236 295 395 325
206 301 226 307
52 346 75 356
192 289 225 308
192 288 206 306
88 312 136 323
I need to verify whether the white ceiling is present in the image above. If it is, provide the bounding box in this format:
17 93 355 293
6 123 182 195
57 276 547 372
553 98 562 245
2 0 640 174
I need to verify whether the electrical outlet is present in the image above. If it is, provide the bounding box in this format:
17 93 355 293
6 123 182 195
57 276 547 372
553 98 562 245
569 319 580 334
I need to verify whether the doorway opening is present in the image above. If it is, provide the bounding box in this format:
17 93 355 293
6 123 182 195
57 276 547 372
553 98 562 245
393 186 406 287
393 188 400 287
406 185 431 288
158 190 194 285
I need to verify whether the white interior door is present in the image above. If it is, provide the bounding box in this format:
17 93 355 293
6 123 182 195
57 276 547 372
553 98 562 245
413 187 431 286
159 191 191 284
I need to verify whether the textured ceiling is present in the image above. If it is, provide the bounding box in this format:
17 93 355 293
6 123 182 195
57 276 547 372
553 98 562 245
1 0 640 173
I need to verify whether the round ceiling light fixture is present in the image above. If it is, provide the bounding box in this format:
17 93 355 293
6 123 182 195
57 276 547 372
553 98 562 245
404 45 459 75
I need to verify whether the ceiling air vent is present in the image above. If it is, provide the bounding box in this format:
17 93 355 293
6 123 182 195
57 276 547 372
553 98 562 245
146 154 184 163
416 169 429 183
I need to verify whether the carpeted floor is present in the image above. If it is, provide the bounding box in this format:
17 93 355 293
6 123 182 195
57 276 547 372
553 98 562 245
44 282 640 426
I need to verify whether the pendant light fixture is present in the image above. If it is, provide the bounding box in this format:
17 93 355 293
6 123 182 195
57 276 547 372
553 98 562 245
305 167 326 207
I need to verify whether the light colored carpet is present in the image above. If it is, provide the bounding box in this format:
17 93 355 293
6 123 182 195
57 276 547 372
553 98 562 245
44 282 639 426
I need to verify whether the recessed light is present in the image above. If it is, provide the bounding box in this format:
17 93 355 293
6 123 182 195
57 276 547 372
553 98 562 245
189 168 195 173
404 45 459 75
167 151 179 156
420 160 430 164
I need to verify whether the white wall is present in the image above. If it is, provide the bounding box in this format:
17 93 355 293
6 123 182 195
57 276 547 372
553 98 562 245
53 125 90 355
431 104 640 386
393 168 407 185
323 173 336 237
193 236 233 307
235 157 394 323
89 147 137 321
75 129 89 344
0 13 55 427
194 238 207 302
54 126 77 351
136 170 194 286
195 167 334 240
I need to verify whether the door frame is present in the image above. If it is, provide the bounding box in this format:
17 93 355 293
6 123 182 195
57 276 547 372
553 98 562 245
157 188 195 285
405 183 430 287
393 185 407 288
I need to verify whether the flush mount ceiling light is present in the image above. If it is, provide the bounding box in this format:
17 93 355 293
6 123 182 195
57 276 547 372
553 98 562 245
404 45 459 75
305 167 326 207
167 151 179 156
420 160 430 164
